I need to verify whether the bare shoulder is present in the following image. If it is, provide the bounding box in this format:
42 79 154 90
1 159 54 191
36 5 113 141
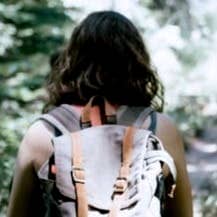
156 112 181 138
8 120 55 217
155 114 193 217
23 120 54 146
19 120 54 171
155 112 186 164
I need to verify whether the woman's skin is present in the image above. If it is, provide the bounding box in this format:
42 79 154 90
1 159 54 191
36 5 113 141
7 106 193 217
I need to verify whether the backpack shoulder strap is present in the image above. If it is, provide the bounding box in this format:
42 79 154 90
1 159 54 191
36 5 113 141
37 113 70 181
37 106 79 184
39 104 80 135
148 111 157 134
133 107 157 134
49 104 80 132
39 113 70 135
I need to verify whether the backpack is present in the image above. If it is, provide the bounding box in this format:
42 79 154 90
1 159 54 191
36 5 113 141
37 96 177 217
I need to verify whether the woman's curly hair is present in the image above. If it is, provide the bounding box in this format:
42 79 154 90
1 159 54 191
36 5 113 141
46 11 164 111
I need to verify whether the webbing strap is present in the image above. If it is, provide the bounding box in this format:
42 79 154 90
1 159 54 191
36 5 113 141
109 127 135 217
148 111 157 134
71 132 88 217
50 105 80 132
133 107 154 128
133 107 157 135
39 114 69 135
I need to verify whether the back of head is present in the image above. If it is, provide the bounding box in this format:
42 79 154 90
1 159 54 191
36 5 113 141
46 11 164 111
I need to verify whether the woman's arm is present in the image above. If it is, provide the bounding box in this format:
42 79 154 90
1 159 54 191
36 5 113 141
156 114 193 217
7 121 53 217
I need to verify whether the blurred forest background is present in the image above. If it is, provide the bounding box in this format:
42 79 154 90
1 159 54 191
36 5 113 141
0 0 216 216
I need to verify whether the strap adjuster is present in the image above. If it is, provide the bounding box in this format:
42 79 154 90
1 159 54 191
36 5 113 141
113 177 128 196
72 166 85 184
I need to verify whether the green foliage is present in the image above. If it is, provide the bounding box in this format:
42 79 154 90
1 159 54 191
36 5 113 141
0 0 75 215
200 172 217 217
0 2 70 60
0 0 217 216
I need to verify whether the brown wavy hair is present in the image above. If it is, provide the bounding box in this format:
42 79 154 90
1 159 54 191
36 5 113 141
45 11 164 111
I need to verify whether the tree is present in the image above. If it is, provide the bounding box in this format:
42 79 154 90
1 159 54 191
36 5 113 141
0 0 75 214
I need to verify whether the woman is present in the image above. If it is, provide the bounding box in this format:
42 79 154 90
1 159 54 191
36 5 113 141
8 11 192 217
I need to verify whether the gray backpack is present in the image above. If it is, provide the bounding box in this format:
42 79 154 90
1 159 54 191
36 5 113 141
37 96 176 217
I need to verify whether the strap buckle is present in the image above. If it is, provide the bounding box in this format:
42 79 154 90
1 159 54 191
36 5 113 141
113 177 128 197
72 166 85 184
